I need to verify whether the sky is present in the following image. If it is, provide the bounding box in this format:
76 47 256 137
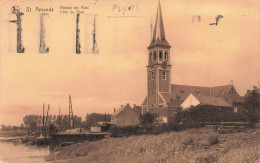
0 0 259 125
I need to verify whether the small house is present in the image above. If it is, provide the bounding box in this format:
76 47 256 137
111 103 140 126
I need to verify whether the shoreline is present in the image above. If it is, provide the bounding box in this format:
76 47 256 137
0 130 27 137
0 136 25 142
53 127 260 163
0 137 53 163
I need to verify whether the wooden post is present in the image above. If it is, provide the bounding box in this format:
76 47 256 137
69 95 74 129
42 103 45 136
49 124 55 151
58 107 61 132
45 104 50 136
46 104 50 124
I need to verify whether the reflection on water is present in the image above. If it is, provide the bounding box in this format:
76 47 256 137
0 139 51 163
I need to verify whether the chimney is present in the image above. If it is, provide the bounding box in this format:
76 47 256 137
134 104 136 107
114 108 116 113
127 103 129 106
230 80 233 86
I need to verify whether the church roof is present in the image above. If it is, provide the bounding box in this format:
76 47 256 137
142 84 242 107
149 107 169 116
194 94 232 107
159 84 242 105
161 93 175 103
168 100 180 107
210 85 232 97
171 84 210 101
223 93 245 103
148 1 170 48
142 96 148 105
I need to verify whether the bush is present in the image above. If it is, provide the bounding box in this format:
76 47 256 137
168 105 250 130
208 135 219 145
244 87 260 124
110 124 174 137
196 154 217 163
182 137 194 146
139 113 157 125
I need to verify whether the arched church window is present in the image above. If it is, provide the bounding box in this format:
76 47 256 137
150 52 152 62
159 51 163 60
165 51 168 60
162 71 166 80
153 51 157 60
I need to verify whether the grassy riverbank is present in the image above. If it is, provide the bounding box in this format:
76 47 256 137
52 128 260 163
0 130 27 137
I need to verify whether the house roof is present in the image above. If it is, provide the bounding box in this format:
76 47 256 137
133 105 142 115
113 105 125 116
113 104 139 116
113 104 130 116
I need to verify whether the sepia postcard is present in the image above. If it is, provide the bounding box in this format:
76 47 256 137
0 0 259 162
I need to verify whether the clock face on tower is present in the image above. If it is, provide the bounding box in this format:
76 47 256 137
162 61 167 70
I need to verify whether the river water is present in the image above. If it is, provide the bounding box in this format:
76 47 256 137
0 137 51 163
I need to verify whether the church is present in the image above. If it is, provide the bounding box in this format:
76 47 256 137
141 1 244 115
111 1 245 126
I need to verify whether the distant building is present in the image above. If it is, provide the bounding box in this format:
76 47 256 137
111 104 140 126
133 104 142 115
90 122 112 132
141 2 244 116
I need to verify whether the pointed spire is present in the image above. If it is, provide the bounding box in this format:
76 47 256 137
154 1 165 41
149 1 170 48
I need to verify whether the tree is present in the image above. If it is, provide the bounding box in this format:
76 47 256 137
23 115 42 133
139 112 157 125
168 105 249 130
73 116 82 128
244 86 260 123
0 124 8 131
83 113 111 129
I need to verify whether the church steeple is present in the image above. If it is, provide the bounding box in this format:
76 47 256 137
145 1 172 110
149 1 170 48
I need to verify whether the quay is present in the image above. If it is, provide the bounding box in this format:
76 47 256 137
49 125 108 150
